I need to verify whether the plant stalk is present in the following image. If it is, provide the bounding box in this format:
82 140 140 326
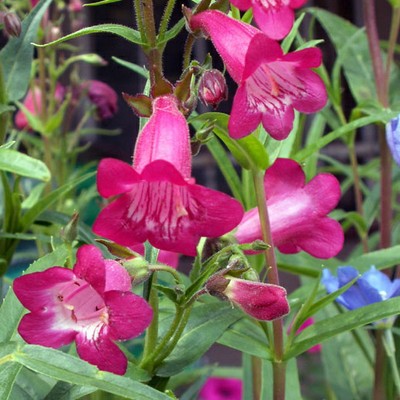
252 169 285 400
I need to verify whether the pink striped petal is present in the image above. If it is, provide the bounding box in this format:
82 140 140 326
105 291 153 341
75 328 128 375
253 1 295 40
93 160 243 256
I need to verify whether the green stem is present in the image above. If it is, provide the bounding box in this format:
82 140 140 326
142 272 159 363
150 264 182 284
158 0 177 42
251 357 262 400
252 169 285 400
134 0 146 43
373 330 386 400
140 304 192 372
0 61 8 144
182 34 195 71
383 328 400 397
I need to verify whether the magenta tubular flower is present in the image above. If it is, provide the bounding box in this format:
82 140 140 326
190 11 326 140
223 277 289 320
230 0 307 40
93 95 244 256
200 377 243 400
235 158 343 259
295 318 321 353
83 80 118 120
13 245 153 375
15 83 65 130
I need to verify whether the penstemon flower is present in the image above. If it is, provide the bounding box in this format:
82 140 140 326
230 0 307 40
190 10 326 140
199 377 243 400
93 95 244 256
235 158 343 259
82 80 118 120
13 245 153 375
322 266 400 310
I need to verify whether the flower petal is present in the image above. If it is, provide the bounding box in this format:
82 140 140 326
104 260 131 292
18 312 76 348
73 245 106 295
75 329 128 375
97 158 140 198
228 83 263 139
252 2 295 40
105 291 153 341
13 267 74 311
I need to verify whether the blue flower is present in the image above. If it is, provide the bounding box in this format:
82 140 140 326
322 266 400 310
386 115 400 166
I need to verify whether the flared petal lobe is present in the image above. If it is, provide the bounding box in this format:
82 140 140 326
235 158 343 259
93 160 244 256
223 278 289 320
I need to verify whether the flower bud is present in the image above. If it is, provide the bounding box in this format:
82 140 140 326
4 12 21 38
207 275 289 321
69 0 83 12
82 80 118 120
61 212 79 244
198 69 228 108
121 257 151 285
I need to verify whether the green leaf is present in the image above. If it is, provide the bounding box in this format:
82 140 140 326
35 24 145 48
190 113 269 170
158 19 185 46
285 297 400 359
294 110 398 161
156 303 242 377
0 149 50 181
0 0 53 102
320 304 374 399
0 362 22 400
84 0 122 6
0 105 15 115
12 367 55 400
0 245 69 343
112 57 149 78
218 317 271 359
45 382 96 400
5 344 169 399
20 171 95 229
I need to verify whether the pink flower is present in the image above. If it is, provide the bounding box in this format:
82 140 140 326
216 277 289 320
15 83 65 130
230 0 307 40
200 377 243 400
69 0 83 12
13 245 153 375
83 80 118 120
296 318 321 353
93 95 244 256
190 11 326 140
235 158 343 259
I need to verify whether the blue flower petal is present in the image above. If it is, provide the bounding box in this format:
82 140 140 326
388 279 400 299
386 115 400 166
321 269 338 293
362 266 392 300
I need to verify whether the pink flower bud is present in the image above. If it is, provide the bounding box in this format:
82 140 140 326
84 80 118 120
208 276 289 321
4 12 21 38
68 0 83 13
198 69 228 108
